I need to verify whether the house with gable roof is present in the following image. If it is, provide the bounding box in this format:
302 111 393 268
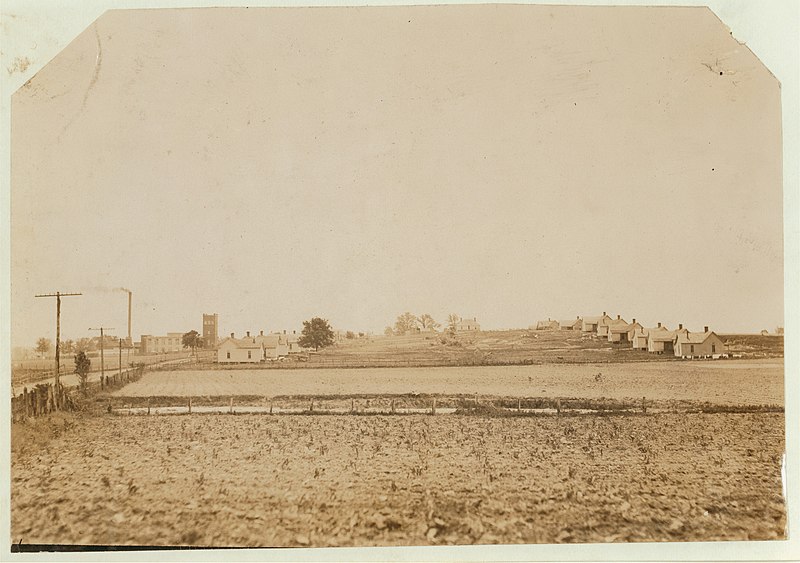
674 327 726 358
535 318 559 331
647 323 689 354
254 331 290 360
581 312 611 334
632 322 666 350
596 314 618 339
217 332 264 363
608 317 643 344
559 317 582 330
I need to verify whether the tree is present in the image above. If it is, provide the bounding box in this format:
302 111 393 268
35 337 52 357
393 312 419 335
299 317 335 351
61 339 75 355
345 331 356 339
182 330 204 355
74 351 91 394
447 313 460 331
75 337 94 353
418 314 440 331
384 326 394 337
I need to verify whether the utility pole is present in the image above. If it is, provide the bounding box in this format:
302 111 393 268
35 292 82 403
89 327 114 382
119 338 123 379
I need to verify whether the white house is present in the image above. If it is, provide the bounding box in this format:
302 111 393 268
632 322 666 350
456 317 480 332
596 314 617 339
582 312 611 334
217 333 264 363
255 332 290 359
674 328 725 358
535 319 559 331
609 317 643 344
647 324 688 354
559 317 582 330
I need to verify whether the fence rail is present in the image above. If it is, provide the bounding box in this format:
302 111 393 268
10 365 145 423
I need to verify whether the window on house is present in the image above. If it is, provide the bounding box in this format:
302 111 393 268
248 351 252 359
712 344 716 354
226 351 230 359
690 345 694 354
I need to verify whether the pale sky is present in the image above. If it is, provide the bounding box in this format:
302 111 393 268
9 5 784 346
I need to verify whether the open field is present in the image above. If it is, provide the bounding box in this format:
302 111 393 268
308 330 784 365
113 360 784 406
10 411 785 547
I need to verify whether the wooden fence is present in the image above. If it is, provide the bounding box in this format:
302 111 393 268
10 365 145 423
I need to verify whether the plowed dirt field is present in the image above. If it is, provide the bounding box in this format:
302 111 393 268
11 412 784 547
114 360 783 406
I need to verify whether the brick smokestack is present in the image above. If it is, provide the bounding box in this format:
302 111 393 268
127 291 132 341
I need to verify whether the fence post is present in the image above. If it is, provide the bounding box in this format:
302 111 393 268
229 397 233 414
432 398 437 415
23 387 28 418
188 396 192 414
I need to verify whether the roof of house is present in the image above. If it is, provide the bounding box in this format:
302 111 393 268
559 319 581 327
218 337 263 350
677 331 718 344
650 330 678 342
255 334 284 347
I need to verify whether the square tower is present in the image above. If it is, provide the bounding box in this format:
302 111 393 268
202 313 219 349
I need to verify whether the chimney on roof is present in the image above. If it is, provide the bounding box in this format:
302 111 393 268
617 314 620 320
246 331 250 338
283 329 287 334
230 332 234 338
603 311 606 316
657 322 661 328
260 330 263 336
704 326 709 333
633 318 636 324
293 330 296 334
679 324 683 330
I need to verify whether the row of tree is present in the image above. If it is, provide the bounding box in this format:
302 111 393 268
385 312 462 336
35 335 124 357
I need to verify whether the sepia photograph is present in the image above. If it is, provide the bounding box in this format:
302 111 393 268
1 0 798 560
